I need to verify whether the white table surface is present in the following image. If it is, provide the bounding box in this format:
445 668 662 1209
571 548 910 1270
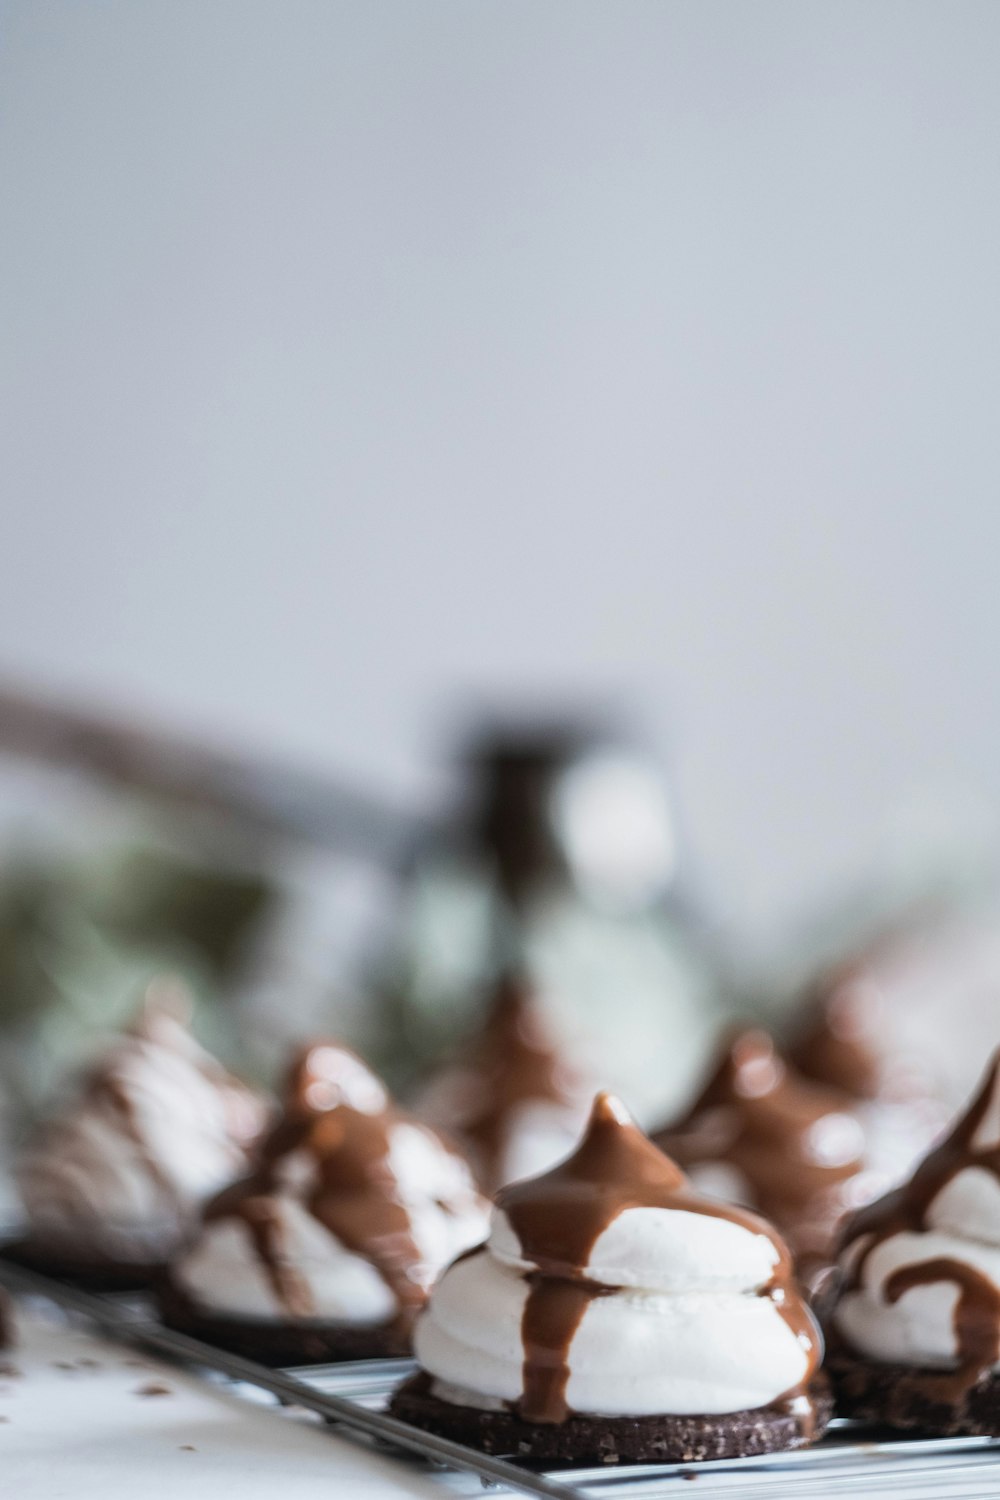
0 1304 453 1499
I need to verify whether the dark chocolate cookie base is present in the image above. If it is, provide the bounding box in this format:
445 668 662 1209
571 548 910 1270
1 1237 166 1293
157 1277 411 1366
827 1349 1000 1436
389 1372 833 1465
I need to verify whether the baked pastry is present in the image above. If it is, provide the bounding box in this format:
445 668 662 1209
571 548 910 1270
826 1050 1000 1434
391 1091 830 1464
160 1040 490 1364
652 1030 867 1274
417 972 587 1191
10 984 266 1288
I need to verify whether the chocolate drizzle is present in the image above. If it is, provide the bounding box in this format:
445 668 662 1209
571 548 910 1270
92 985 265 1165
517 1274 612 1423
837 1051 1000 1397
98 1074 188 1212
885 1259 1000 1402
654 1030 865 1264
225 1195 313 1316
204 1041 480 1335
426 973 577 1191
496 1091 821 1424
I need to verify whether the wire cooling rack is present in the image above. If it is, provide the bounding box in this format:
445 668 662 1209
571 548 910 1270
3 1259 1000 1500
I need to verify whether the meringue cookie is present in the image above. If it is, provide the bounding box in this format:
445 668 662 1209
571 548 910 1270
413 1092 823 1419
654 1030 868 1268
833 1051 1000 1380
15 986 265 1268
170 1041 490 1331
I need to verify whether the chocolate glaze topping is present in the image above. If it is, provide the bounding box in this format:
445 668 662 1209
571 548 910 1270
838 1051 1000 1399
495 1091 821 1425
654 1030 865 1263
204 1042 475 1333
429 973 576 1191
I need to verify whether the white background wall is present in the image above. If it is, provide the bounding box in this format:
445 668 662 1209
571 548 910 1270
2 1 1000 936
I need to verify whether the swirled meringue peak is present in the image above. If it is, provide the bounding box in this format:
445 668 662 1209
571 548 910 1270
654 1029 868 1268
833 1049 1000 1401
170 1039 490 1331
15 981 267 1267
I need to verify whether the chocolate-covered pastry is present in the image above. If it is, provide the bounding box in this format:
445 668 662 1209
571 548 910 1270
391 1092 830 1465
653 1030 867 1271
10 984 267 1289
826 1051 1000 1434
161 1040 490 1364
418 973 587 1191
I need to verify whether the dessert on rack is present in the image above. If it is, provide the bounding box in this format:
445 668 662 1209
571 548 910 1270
391 1091 830 1465
417 971 588 1191
652 1029 868 1275
11 982 267 1288
788 953 948 1192
160 1040 490 1364
826 1050 1000 1435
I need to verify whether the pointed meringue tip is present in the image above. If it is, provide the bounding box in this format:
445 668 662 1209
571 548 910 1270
729 1028 777 1062
589 1090 634 1127
288 1039 388 1116
727 1029 784 1098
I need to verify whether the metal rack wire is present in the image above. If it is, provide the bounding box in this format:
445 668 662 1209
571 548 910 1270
3 1258 1000 1499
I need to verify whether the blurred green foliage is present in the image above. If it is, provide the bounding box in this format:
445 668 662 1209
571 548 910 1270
0 842 273 1120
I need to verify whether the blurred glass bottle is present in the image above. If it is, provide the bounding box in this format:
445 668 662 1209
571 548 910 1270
366 716 725 1123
